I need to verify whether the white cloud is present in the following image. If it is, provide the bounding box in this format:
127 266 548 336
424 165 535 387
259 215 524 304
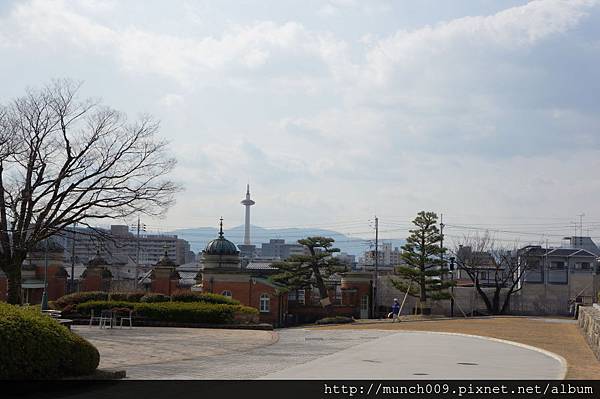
361 0 597 87
159 93 184 108
1 0 599 236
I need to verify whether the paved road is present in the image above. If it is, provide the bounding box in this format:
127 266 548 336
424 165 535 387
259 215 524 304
261 331 566 380
74 326 565 380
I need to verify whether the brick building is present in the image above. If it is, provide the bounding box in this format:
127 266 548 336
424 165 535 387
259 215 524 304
195 221 289 326
0 239 68 303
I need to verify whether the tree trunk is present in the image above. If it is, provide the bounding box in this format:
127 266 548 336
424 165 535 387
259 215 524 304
491 289 501 315
500 290 514 314
6 262 23 305
311 264 333 314
474 282 493 315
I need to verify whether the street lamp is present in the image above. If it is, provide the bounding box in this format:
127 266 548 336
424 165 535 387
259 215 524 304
41 239 49 311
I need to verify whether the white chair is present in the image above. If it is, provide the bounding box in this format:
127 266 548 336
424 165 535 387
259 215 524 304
99 310 113 329
119 310 133 329
89 309 102 327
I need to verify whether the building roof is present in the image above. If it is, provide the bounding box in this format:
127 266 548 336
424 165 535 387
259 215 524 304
178 271 198 286
87 251 110 267
521 246 597 258
246 262 277 270
31 238 65 253
203 219 239 256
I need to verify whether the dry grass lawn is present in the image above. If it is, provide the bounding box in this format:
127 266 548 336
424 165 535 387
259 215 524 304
318 317 600 379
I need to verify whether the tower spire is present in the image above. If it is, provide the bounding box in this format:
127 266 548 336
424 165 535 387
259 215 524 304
240 185 255 245
219 217 224 238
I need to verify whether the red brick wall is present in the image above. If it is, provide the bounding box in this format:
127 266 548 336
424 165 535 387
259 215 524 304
150 277 179 295
33 266 67 300
205 280 287 326
48 275 66 300
81 275 104 292
341 280 371 306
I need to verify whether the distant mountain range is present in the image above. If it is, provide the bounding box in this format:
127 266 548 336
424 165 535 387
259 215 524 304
170 225 404 256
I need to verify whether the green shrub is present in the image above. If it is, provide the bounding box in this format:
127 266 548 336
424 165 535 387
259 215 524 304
108 291 145 302
315 316 354 325
75 300 257 324
54 291 108 310
140 293 171 303
134 302 236 324
233 305 259 315
0 303 99 379
170 290 240 305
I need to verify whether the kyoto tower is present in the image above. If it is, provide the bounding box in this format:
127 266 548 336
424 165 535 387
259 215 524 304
240 184 255 245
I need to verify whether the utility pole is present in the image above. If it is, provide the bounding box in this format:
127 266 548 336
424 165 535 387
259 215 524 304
70 222 77 293
135 216 143 289
440 214 444 264
440 214 446 314
449 256 455 318
373 216 379 319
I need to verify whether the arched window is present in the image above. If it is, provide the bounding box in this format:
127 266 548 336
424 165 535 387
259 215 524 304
221 290 232 298
259 293 270 313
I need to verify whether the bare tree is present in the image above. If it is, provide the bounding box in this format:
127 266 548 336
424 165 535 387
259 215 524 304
0 80 179 304
451 233 527 315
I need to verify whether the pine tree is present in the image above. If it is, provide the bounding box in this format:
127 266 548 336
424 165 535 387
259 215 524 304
270 237 346 307
391 211 453 306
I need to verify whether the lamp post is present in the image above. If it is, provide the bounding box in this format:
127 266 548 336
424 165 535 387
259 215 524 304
41 239 49 311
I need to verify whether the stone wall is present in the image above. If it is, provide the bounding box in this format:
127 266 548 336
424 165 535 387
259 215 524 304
578 305 600 360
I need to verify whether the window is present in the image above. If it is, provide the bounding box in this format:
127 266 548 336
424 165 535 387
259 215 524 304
288 289 305 304
581 262 591 270
259 293 270 313
574 262 591 271
550 261 565 270
360 294 369 311
524 260 543 283
221 290 232 298
548 261 567 284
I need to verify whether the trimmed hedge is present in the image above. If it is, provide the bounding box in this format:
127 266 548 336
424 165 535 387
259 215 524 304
0 303 99 379
108 291 145 302
75 301 257 324
54 291 108 310
170 290 240 305
140 293 171 303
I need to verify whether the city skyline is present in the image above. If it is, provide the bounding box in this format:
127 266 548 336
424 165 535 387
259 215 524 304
0 0 599 246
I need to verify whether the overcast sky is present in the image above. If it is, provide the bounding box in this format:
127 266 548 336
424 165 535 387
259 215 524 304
1 0 599 246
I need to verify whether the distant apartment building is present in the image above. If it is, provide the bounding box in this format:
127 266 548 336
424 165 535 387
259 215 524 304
359 243 402 271
336 252 357 269
58 225 191 266
256 239 306 259
515 241 599 314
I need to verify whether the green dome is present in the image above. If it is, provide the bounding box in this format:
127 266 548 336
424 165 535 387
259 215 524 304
204 237 239 256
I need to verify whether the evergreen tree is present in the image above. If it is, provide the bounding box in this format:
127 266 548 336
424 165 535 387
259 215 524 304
270 237 346 307
391 211 453 304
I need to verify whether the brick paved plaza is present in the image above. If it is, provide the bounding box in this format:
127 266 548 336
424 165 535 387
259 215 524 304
73 322 566 380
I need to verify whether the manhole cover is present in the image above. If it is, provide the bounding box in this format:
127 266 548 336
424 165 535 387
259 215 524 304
413 373 429 376
457 362 479 366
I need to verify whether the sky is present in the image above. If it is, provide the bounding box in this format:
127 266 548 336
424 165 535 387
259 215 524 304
1 0 600 250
